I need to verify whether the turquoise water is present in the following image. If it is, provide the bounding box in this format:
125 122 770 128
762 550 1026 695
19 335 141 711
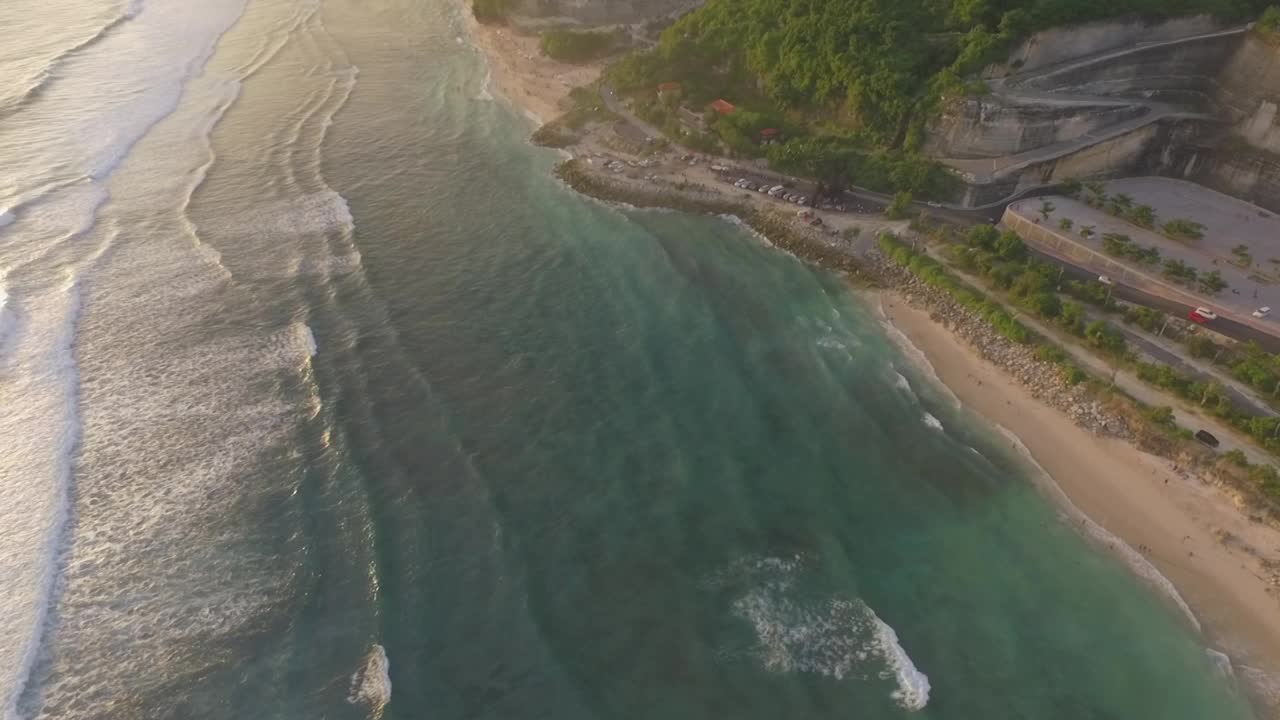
0 0 1258 717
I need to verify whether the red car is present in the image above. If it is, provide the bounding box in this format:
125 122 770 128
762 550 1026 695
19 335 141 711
1187 307 1218 323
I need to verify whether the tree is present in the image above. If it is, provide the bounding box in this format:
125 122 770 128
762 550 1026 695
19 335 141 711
886 191 914 220
1059 177 1082 197
1085 320 1126 356
1198 269 1229 295
1162 258 1198 284
1111 193 1134 210
1078 224 1096 240
995 230 1026 261
1260 5 1280 32
1059 217 1074 231
966 223 999 250
1039 200 1056 220
1084 180 1106 199
1200 380 1225 407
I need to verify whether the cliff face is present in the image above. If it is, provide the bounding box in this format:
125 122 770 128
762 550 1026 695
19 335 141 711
509 0 700 25
1216 34 1280 153
926 100 1147 159
925 16 1280 208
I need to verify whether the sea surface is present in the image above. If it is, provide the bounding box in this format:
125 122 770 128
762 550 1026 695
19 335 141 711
0 1 1261 718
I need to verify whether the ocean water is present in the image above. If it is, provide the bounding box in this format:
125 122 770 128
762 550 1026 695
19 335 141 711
0 0 1260 718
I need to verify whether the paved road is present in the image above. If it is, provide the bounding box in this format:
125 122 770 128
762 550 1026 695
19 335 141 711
1028 247 1280 353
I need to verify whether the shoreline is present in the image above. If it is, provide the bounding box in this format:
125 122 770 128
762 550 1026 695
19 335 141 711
878 285 1280 713
464 13 602 125
465 17 1280 713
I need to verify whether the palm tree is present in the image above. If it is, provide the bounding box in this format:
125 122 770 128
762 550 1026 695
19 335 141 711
1039 200 1056 220
1079 224 1095 240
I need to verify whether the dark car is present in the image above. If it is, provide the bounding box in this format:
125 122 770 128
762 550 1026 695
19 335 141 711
1195 430 1220 448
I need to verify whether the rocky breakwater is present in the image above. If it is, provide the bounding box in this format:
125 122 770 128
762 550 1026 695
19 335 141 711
554 158 868 276
864 249 1131 439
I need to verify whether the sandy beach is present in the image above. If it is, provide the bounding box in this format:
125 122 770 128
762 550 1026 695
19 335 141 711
882 297 1280 707
465 14 602 124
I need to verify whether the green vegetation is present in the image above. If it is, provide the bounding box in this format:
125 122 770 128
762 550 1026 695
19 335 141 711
604 0 1267 199
540 29 625 63
472 0 515 23
1161 258 1198 285
1058 217 1073 231
1259 5 1280 32
612 0 1265 146
1100 232 1160 266
886 191 915 220
1198 269 1229 295
1232 243 1253 266
882 227 1280 505
1161 217 1206 241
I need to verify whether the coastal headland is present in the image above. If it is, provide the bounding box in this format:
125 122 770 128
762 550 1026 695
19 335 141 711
467 14 1280 714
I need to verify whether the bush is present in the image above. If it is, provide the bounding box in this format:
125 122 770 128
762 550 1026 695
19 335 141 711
540 29 623 63
1063 365 1087 385
1161 218 1206 241
473 0 515 22
1161 258 1198 285
1145 405 1176 426
1085 320 1127 356
1223 448 1250 467
1198 269 1228 295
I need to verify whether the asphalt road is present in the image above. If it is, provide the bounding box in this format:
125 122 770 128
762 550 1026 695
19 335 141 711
1028 248 1280 354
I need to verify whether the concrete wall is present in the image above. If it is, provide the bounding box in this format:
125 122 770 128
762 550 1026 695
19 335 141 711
926 100 1146 159
951 118 1217 207
1192 149 1280 214
1014 32 1238 99
1216 33 1280 153
997 15 1226 76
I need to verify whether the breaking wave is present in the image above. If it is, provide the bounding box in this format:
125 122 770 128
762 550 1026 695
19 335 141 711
723 556 931 711
922 412 943 431
348 644 391 717
869 609 932 711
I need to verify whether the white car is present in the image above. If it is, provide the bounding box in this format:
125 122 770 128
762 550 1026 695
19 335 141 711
1191 307 1218 322
1254 306 1272 318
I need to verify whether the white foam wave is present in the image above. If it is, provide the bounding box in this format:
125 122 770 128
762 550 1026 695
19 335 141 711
893 370 911 392
877 316 962 410
476 63 494 101
0 275 84 720
348 644 392 715
1205 648 1235 680
868 609 931 712
0 285 11 351
922 412 943 431
726 556 930 710
302 324 317 357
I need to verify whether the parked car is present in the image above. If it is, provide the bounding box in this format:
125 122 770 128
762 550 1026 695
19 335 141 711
1254 306 1272 318
1188 307 1218 323
1195 430 1220 448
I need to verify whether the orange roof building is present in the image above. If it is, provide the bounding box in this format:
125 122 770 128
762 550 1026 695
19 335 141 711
710 99 736 114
